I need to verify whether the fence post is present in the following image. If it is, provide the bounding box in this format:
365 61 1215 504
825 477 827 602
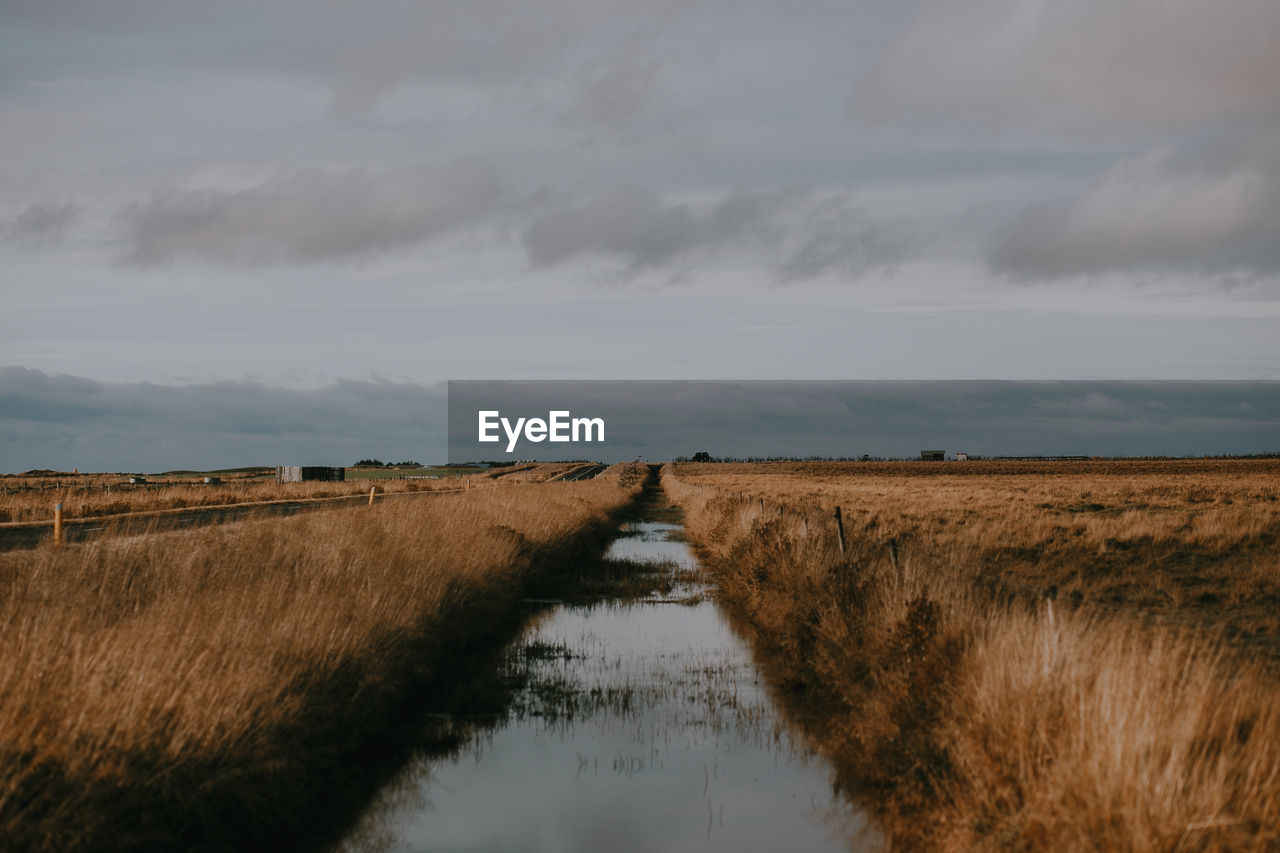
368 486 376 506
53 503 63 546
834 506 846 555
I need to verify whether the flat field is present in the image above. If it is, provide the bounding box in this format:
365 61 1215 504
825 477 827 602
665 459 1280 850
0 463 576 523
676 458 1280 638
0 464 644 851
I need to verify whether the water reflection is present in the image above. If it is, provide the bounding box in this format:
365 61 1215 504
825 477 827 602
338 518 876 852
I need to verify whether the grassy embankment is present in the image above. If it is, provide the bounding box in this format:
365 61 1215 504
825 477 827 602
0 463 579 523
664 460 1280 850
0 463 646 851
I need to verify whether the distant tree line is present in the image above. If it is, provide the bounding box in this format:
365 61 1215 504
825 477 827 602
353 459 422 468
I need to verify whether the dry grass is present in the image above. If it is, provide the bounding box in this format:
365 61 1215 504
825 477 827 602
0 463 576 524
0 464 644 851
677 459 1280 638
663 461 1280 850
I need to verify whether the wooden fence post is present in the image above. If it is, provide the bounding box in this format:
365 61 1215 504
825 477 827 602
368 486 376 506
834 506 846 555
53 503 63 546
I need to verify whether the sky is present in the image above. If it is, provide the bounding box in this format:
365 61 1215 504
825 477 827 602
2 1 1278 470
447 381 1280 463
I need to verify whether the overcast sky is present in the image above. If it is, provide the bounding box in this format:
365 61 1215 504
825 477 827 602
2 2 1278 469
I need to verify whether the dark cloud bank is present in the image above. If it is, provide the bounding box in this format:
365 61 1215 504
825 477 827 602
0 367 445 473
448 380 1280 463
5 369 1277 472
5 368 1278 473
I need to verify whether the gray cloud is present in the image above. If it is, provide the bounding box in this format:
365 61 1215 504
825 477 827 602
777 195 911 280
523 186 783 270
870 0 1280 132
566 53 665 138
3 0 1279 399
990 144 1280 278
0 366 445 472
4 199 80 244
122 160 505 266
524 187 909 280
1 0 694 118
867 1 1280 282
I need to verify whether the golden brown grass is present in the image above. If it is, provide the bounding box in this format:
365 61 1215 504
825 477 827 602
0 464 644 851
0 463 576 524
677 459 1280 638
663 461 1280 850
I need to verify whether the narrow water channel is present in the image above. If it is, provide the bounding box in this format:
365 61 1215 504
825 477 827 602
338 495 876 852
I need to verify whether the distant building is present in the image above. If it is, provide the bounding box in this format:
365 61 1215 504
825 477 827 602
955 452 968 461
920 450 945 461
276 466 345 483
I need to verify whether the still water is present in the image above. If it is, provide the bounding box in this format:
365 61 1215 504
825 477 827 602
339 515 875 852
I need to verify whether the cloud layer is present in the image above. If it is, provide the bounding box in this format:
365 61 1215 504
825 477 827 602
3 1 1279 396
4 199 80 245
448 378 1280 462
123 160 505 265
524 187 908 279
871 0 1280 131
6 368 1276 472
6 0 1277 287
0 367 445 472
871 0 1280 281
990 146 1280 278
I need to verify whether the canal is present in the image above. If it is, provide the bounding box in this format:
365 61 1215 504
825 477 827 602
338 492 876 852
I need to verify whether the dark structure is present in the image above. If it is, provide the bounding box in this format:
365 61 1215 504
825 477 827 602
920 450 945 461
276 466 345 483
